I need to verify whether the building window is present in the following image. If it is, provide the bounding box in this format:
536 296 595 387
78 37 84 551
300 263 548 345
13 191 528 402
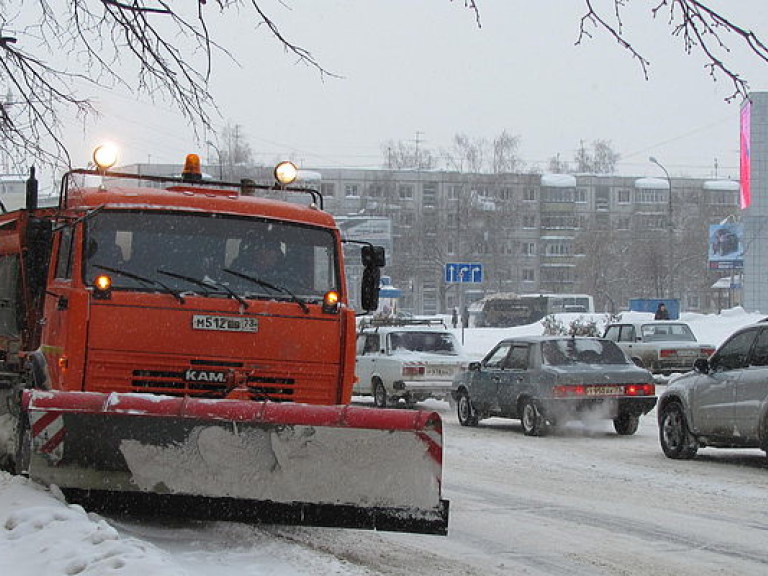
635 189 666 204
522 269 535 282
522 242 536 256
345 183 360 198
522 215 536 228
709 190 738 206
447 184 463 200
423 182 438 207
367 184 384 197
398 184 414 199
524 187 537 201
545 242 572 256
575 188 588 203
541 215 577 229
542 188 574 203
500 187 514 201
595 186 610 210
617 188 631 204
320 183 335 198
616 216 631 230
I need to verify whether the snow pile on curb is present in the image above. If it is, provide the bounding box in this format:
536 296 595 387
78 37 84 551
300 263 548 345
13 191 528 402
0 472 182 576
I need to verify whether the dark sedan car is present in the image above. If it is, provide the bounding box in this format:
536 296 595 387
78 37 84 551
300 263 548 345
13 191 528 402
451 336 657 436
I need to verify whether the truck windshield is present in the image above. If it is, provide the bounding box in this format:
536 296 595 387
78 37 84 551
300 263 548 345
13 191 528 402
84 211 339 301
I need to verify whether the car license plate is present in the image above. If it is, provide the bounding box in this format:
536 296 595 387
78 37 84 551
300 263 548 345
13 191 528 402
426 367 453 377
586 385 623 396
192 315 258 333
676 350 697 357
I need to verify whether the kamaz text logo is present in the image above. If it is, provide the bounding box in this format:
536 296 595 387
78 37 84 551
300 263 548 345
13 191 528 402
184 369 227 383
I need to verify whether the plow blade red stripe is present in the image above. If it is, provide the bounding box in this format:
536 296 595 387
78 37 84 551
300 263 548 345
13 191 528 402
22 390 449 534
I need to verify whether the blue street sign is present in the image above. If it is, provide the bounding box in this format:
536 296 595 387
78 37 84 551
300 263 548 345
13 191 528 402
444 263 483 284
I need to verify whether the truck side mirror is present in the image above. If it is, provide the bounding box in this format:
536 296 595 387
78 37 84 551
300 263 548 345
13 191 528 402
360 245 385 313
361 245 386 267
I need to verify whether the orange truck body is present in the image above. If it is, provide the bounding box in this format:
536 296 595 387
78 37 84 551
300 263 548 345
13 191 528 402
0 166 448 534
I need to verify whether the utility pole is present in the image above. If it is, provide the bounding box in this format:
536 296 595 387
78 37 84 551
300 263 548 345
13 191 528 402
649 156 674 299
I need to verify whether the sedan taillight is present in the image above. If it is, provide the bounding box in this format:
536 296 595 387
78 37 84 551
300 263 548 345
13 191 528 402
625 383 655 396
402 364 426 377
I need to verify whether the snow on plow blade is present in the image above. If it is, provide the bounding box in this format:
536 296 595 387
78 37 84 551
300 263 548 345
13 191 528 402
21 390 449 535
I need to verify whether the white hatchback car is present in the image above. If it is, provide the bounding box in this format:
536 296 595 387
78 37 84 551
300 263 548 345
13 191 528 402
354 317 470 408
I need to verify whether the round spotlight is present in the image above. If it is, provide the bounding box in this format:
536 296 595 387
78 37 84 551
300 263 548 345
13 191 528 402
93 144 119 170
274 161 299 186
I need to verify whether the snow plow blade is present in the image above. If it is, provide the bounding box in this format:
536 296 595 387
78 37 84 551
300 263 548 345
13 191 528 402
21 390 449 535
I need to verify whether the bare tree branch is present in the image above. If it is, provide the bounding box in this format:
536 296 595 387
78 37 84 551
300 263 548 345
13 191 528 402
1 1 767 171
580 0 768 102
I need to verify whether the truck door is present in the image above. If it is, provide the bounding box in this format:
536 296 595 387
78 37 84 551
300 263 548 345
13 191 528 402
41 225 79 388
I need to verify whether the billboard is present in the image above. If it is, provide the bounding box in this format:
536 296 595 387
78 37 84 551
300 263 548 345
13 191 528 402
740 99 751 209
708 223 744 270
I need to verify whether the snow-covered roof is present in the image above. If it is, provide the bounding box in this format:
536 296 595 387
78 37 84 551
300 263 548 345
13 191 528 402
703 179 740 191
634 177 669 190
541 174 577 188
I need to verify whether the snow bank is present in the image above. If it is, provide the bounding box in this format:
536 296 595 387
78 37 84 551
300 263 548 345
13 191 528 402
0 472 182 576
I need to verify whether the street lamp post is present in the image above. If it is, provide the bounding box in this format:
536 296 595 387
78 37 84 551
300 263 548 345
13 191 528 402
649 156 674 299
206 140 223 180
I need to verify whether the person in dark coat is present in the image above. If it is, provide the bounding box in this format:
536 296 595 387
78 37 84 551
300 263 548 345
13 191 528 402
654 302 670 320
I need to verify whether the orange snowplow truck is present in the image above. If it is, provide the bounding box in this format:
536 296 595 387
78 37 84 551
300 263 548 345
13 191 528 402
0 149 448 535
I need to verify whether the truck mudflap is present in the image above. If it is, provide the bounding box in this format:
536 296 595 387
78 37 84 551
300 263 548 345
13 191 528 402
21 390 449 535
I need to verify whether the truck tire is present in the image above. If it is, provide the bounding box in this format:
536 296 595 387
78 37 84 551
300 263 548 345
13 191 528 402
13 411 30 477
457 390 478 427
373 379 389 408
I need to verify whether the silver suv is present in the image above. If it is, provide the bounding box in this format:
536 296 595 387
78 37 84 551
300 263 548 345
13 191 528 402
658 322 768 459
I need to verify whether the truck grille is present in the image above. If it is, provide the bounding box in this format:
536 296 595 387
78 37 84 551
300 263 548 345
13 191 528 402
130 363 296 401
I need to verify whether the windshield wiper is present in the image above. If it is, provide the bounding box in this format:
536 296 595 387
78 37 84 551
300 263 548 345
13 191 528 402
157 269 249 309
93 264 186 304
222 268 309 314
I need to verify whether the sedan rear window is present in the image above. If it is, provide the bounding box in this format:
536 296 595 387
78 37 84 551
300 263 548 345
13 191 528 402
541 339 629 366
389 332 458 355
641 324 696 342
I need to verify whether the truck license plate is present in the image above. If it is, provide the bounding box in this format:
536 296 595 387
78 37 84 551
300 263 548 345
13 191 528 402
192 315 258 333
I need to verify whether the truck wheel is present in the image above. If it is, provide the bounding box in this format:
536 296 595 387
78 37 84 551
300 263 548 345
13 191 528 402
613 413 640 435
659 401 698 459
520 398 547 436
373 380 389 408
14 411 30 477
457 391 478 427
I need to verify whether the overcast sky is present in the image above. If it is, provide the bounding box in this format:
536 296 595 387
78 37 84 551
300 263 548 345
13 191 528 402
66 1 768 179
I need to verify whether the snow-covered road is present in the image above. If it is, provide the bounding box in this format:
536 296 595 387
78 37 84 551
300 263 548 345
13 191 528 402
3 309 768 575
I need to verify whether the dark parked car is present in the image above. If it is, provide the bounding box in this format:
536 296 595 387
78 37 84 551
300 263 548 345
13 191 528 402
658 322 768 459
451 336 657 436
